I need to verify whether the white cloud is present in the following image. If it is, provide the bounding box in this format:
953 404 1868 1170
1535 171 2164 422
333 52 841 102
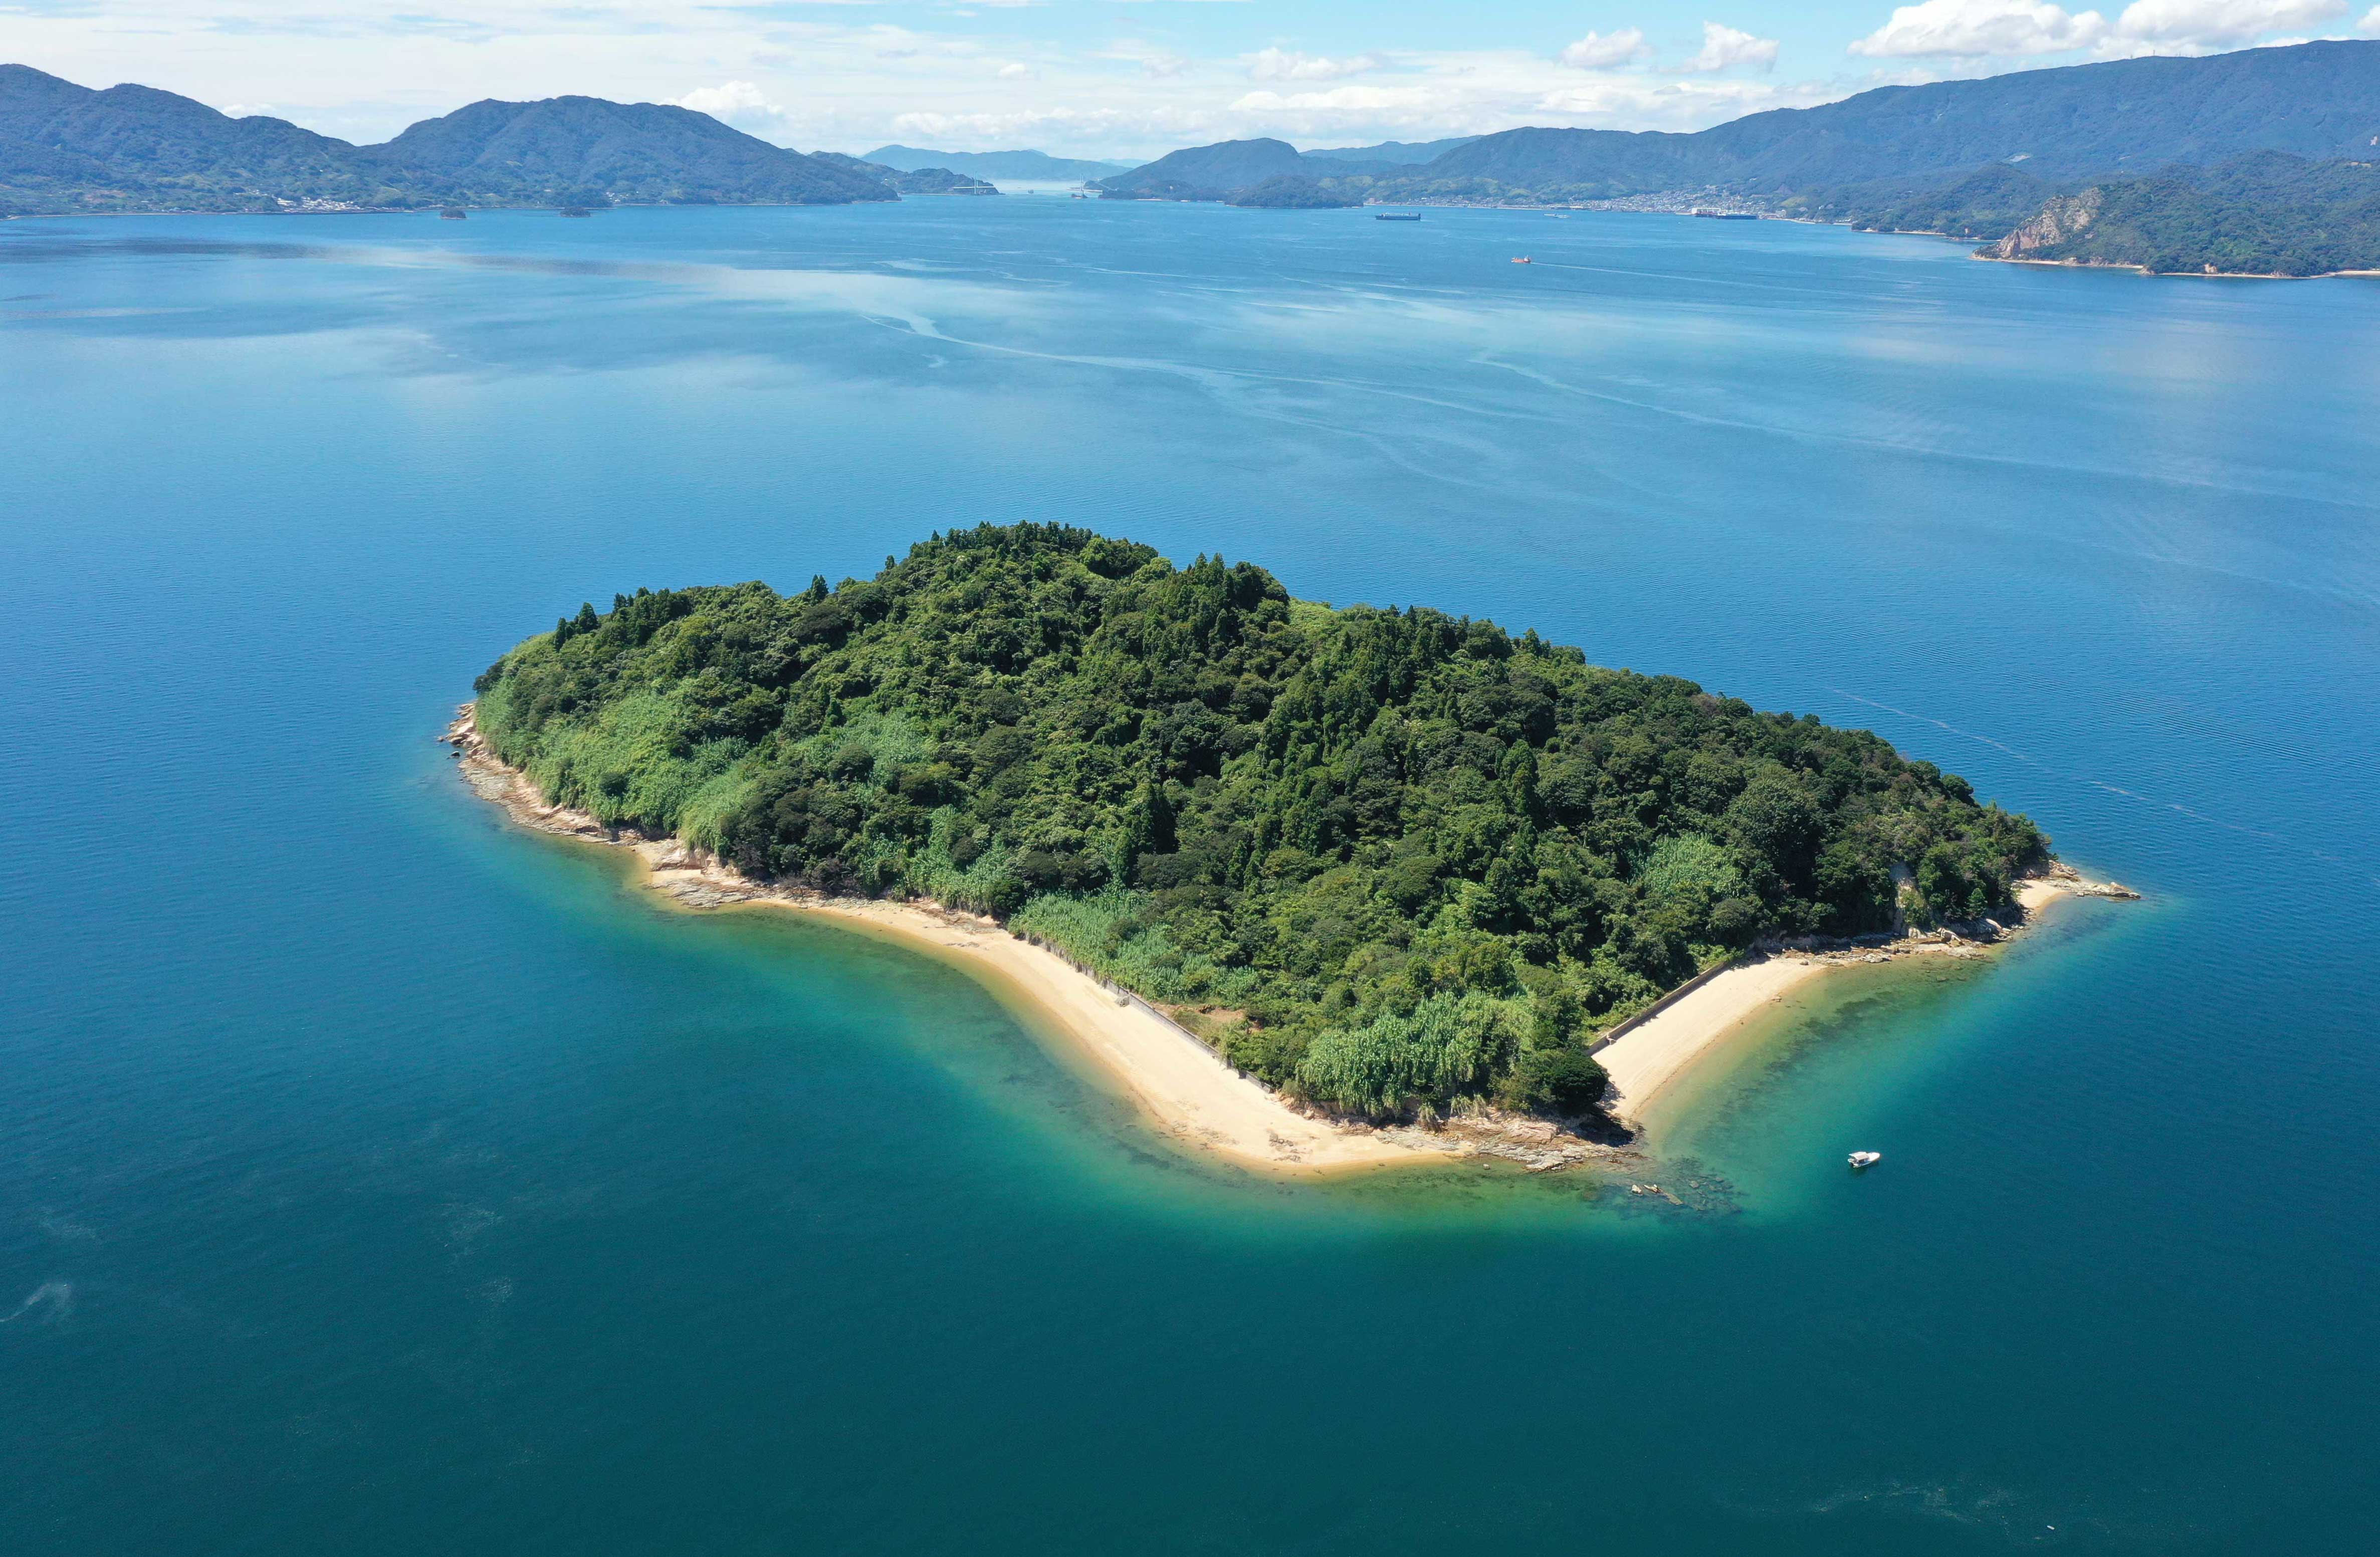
675 80 789 131
891 104 1225 147
2363 4 2380 32
0 0 1854 161
1681 21 1780 71
1245 47 1381 82
1850 1 2110 56
1097 40 1192 77
1849 0 2350 57
1559 28 1652 69
2113 0 2345 47
997 61 1033 79
1226 52 1835 142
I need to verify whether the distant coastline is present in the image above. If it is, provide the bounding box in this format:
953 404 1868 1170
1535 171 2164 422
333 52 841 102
448 704 2130 1174
1972 251 2380 281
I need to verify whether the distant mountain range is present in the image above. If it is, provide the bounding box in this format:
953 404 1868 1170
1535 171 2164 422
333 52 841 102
0 64 897 213
812 152 996 196
1095 135 1466 198
1096 41 2380 210
1082 41 2380 273
12 41 2380 272
1301 137 1477 166
1352 41 2380 203
860 145 1131 181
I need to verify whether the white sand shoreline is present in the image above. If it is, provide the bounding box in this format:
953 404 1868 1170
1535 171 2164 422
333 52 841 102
447 708 1471 1177
1592 873 2125 1125
445 705 2132 1175
1594 957 1832 1125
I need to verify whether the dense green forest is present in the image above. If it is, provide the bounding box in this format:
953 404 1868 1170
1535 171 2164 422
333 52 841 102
1094 42 2380 210
1988 152 2380 276
1791 163 2054 241
474 526 2045 1124
1227 176 1362 209
0 64 895 216
1783 151 2380 275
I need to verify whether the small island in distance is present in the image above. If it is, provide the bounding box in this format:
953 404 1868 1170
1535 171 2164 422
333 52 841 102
458 525 2117 1169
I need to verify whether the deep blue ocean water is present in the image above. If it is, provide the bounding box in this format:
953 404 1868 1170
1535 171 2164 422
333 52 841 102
4 199 2376 1553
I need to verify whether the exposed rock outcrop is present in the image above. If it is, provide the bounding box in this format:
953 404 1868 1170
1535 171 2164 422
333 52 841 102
1991 186 2103 259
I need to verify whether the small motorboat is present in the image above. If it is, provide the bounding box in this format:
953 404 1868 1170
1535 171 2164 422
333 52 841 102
1510 256 1534 264
1847 1151 1882 1170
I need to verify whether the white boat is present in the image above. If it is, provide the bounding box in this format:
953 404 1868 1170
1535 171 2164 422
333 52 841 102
1848 1151 1882 1169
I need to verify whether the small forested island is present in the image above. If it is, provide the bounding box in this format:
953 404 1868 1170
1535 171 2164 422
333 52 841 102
1227 176 1362 210
469 525 2051 1132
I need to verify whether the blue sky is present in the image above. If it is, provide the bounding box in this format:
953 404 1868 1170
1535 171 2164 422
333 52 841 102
6 1 2376 156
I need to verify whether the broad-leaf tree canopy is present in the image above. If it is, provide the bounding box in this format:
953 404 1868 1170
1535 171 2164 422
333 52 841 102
476 525 2045 1121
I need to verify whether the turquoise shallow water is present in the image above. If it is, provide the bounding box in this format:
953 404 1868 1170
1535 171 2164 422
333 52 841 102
3 200 2377 1552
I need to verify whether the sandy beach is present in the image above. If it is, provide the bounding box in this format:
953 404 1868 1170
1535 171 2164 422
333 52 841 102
448 706 2128 1172
446 709 1466 1176
702 883 1462 1175
1593 870 2122 1124
1593 957 1832 1124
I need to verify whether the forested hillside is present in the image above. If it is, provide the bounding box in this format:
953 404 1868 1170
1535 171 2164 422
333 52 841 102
0 65 896 214
811 152 997 195
1227 176 1361 209
1090 41 2380 212
1405 38 2380 196
1988 152 2380 275
1794 163 2057 241
366 96 895 207
1098 137 1393 198
472 526 2045 1124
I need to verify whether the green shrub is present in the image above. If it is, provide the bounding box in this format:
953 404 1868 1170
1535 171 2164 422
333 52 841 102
473 524 2047 1123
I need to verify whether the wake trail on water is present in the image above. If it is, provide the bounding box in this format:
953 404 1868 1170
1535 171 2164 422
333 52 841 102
1477 356 2380 529
854 311 1562 433
1503 257 1871 302
0 1281 74 1325
1826 688 2378 886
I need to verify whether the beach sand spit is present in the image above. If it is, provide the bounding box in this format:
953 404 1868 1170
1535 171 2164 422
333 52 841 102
446 706 2129 1173
1594 868 2131 1123
446 708 1467 1176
